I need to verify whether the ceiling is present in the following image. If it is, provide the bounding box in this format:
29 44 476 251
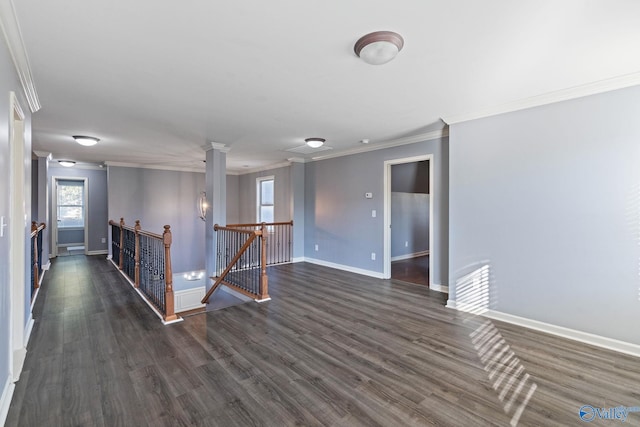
10 0 640 173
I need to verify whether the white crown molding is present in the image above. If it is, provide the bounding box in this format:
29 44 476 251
201 142 231 153
287 157 307 163
105 161 205 174
310 128 448 162
32 151 51 159
0 0 41 112
442 71 640 125
230 160 293 176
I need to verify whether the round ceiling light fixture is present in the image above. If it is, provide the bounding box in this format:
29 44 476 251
58 160 76 167
73 135 100 146
354 31 404 65
305 138 325 148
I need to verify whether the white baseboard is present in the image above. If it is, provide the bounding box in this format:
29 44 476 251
87 250 108 256
175 287 206 313
24 316 34 347
292 257 305 263
12 347 26 382
391 250 429 262
303 257 385 279
430 283 448 293
41 261 50 271
0 376 14 427
446 300 640 358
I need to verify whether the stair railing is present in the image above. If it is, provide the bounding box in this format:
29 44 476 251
201 223 269 304
225 220 293 265
30 221 46 300
108 218 178 323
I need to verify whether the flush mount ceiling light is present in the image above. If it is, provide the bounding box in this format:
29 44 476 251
305 138 325 148
354 31 404 65
58 160 76 167
73 135 100 146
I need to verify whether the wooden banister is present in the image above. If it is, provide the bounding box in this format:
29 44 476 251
163 225 177 321
201 227 260 304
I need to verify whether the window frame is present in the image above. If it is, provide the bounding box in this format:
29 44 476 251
256 175 275 224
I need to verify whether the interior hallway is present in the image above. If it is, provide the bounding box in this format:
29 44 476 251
7 255 640 426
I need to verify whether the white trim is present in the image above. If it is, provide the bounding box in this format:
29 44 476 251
8 91 26 387
86 250 108 256
383 155 434 286
57 242 84 248
201 142 231 153
235 161 293 175
175 286 206 313
429 283 449 293
391 250 429 262
254 297 271 303
23 316 34 346
0 376 15 427
0 0 41 112
105 161 205 174
51 176 89 257
311 129 447 162
445 301 640 358
303 257 385 279
442 71 640 125
292 256 305 263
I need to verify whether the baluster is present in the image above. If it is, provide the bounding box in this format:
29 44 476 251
118 217 125 270
134 220 141 288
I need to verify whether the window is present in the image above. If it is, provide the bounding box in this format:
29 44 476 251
57 180 85 228
257 176 274 223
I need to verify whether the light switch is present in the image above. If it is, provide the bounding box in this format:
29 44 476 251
371 210 376 218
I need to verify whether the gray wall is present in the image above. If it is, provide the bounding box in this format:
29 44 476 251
305 137 448 285
58 229 84 245
237 166 292 224
49 166 108 253
391 193 429 258
226 174 240 224
108 166 206 273
0 37 33 405
449 85 640 345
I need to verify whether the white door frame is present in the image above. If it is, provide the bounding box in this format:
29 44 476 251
8 91 28 381
51 176 89 257
383 154 434 282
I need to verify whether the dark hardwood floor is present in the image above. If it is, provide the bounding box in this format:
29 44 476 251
7 255 640 426
391 255 429 286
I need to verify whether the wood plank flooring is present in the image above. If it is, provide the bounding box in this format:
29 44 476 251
391 255 429 286
7 255 640 426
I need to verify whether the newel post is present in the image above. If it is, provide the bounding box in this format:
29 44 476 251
259 222 269 300
163 225 177 321
118 217 125 270
31 221 39 289
134 220 141 288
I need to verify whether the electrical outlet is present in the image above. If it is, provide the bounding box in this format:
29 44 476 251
101 237 106 243
315 244 319 251
371 252 376 261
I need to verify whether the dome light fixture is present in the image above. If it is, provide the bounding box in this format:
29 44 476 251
73 135 100 146
305 138 325 148
58 160 76 167
354 31 404 65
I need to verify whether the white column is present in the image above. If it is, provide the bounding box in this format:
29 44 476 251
204 142 228 290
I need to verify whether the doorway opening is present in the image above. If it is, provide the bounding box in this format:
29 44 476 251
383 155 433 287
51 177 88 257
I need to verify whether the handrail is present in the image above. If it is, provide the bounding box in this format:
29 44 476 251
108 218 178 323
201 223 269 304
225 220 293 228
30 221 46 300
